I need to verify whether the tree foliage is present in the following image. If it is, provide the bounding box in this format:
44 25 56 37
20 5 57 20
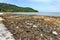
0 3 38 12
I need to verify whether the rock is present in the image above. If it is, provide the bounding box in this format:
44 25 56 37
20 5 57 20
33 25 37 28
0 17 4 21
40 34 43 37
0 13 3 15
16 26 19 29
52 31 58 35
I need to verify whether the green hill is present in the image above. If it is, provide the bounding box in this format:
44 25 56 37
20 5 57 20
0 3 38 12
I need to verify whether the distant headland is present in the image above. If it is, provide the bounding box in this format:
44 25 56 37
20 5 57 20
0 3 38 12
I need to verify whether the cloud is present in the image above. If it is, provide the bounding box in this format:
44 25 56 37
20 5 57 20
28 0 52 3
0 0 4 2
40 5 60 12
28 0 60 12
0 0 60 12
45 6 57 12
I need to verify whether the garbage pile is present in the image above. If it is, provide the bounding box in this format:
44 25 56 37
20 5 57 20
2 14 60 40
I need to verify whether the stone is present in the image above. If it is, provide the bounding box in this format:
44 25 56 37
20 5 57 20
33 25 37 28
52 31 58 35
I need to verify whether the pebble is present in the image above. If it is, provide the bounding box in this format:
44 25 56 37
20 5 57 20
52 31 58 35
33 25 37 28
16 26 19 29
0 13 3 15
26 22 32 25
0 17 4 21
40 34 43 37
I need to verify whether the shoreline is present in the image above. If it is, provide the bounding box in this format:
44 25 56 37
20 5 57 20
1 14 60 40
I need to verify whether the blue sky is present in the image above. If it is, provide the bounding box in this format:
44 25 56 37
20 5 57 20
0 0 60 12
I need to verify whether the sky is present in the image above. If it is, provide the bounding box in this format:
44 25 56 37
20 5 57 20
0 0 60 12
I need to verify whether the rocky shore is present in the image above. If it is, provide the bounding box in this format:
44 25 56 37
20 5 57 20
1 14 60 40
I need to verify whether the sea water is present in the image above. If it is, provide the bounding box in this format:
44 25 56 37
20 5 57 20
12 12 60 16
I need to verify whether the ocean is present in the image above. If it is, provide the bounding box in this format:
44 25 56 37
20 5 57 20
12 12 60 16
